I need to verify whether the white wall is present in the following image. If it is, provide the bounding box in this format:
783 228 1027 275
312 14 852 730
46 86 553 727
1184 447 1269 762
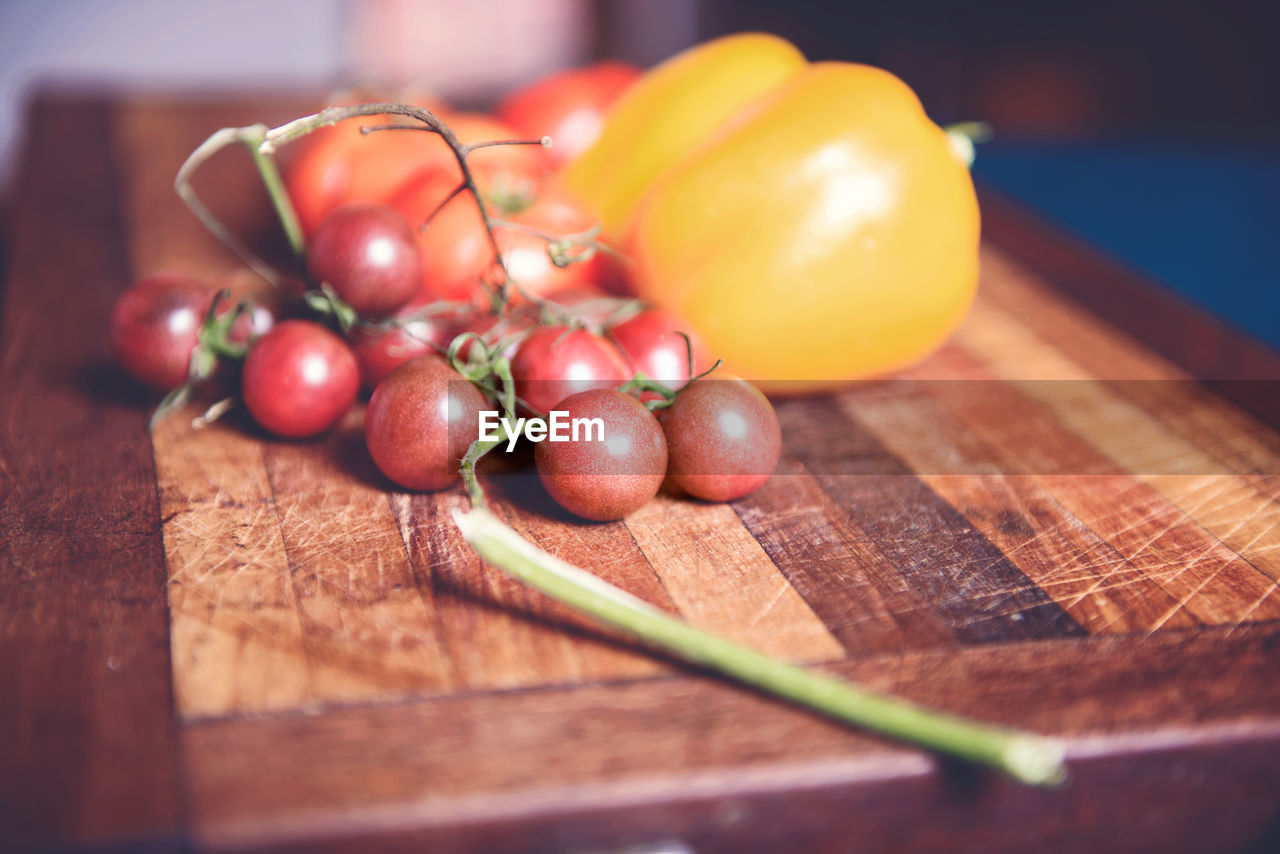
0 0 610 192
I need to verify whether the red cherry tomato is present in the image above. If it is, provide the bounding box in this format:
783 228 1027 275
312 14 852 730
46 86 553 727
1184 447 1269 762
391 176 598 305
109 274 213 390
510 326 631 416
364 355 488 491
242 320 359 438
610 308 711 390
658 376 781 502
497 62 641 170
306 203 421 318
224 299 276 347
534 388 667 520
349 307 459 391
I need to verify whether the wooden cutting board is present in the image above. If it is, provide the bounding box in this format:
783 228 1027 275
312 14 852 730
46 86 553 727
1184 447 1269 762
3 95 1280 854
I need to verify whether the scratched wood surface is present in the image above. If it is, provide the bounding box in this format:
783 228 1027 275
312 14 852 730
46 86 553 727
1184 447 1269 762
4 95 1280 854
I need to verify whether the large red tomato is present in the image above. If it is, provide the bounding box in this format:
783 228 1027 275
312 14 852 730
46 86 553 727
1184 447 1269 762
497 62 640 170
285 106 546 236
391 174 600 304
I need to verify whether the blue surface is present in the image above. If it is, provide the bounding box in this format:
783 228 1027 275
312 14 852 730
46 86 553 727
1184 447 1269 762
972 139 1280 351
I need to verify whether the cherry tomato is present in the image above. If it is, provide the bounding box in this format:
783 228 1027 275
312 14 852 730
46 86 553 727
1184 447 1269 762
349 306 459 391
534 388 667 520
306 203 421 318
658 376 781 502
391 176 597 304
497 62 641 170
241 320 359 438
364 355 488 491
510 326 631 416
224 300 277 347
610 308 711 390
109 274 212 390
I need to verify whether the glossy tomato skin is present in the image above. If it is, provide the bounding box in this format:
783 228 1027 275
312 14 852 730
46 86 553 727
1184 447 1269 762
658 376 781 502
392 177 597 305
109 274 213 390
497 62 640 170
626 59 979 390
610 308 710 390
349 306 458 392
534 389 667 520
364 356 488 491
510 326 631 416
306 203 421 318
242 320 359 438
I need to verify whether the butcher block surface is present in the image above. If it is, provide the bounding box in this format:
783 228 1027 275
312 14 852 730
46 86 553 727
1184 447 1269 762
3 95 1280 853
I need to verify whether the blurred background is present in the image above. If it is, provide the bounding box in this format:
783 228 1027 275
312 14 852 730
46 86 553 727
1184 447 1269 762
2 0 1277 346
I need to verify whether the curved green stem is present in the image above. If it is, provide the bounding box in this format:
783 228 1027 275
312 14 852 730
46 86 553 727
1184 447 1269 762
242 124 306 261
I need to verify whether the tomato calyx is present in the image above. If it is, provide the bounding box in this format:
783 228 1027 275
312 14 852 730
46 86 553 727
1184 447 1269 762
616 333 723 411
150 289 267 430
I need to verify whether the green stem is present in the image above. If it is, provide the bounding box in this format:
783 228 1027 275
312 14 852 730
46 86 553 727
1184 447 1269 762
241 124 306 261
453 506 1067 787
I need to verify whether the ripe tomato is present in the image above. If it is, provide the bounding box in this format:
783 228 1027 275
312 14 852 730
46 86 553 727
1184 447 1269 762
109 274 212 390
609 308 710 390
510 326 631 416
534 388 667 520
241 320 359 438
658 376 781 502
364 356 488 491
497 61 640 170
349 304 460 391
286 108 546 236
391 176 597 304
306 203 421 318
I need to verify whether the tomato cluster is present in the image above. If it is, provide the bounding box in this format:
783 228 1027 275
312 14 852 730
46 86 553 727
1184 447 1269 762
108 63 781 521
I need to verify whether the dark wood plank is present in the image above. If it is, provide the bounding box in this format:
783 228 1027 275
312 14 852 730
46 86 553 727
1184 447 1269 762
732 465 911 655
182 622 1280 853
840 375 1194 633
0 99 182 852
776 398 1086 644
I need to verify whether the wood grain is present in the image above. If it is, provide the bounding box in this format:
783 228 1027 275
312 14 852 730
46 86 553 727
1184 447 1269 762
625 494 846 661
0 100 181 853
7 94 1280 854
182 622 1280 853
777 397 1086 644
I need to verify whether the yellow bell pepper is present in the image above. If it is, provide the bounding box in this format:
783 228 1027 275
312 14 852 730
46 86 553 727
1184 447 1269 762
566 35 980 390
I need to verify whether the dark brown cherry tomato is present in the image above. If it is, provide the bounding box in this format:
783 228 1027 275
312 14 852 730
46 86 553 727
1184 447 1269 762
497 62 641 170
109 274 213 390
364 356 488 491
658 376 781 502
242 320 359 438
306 203 421 318
610 308 711 390
534 388 667 520
510 326 631 416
